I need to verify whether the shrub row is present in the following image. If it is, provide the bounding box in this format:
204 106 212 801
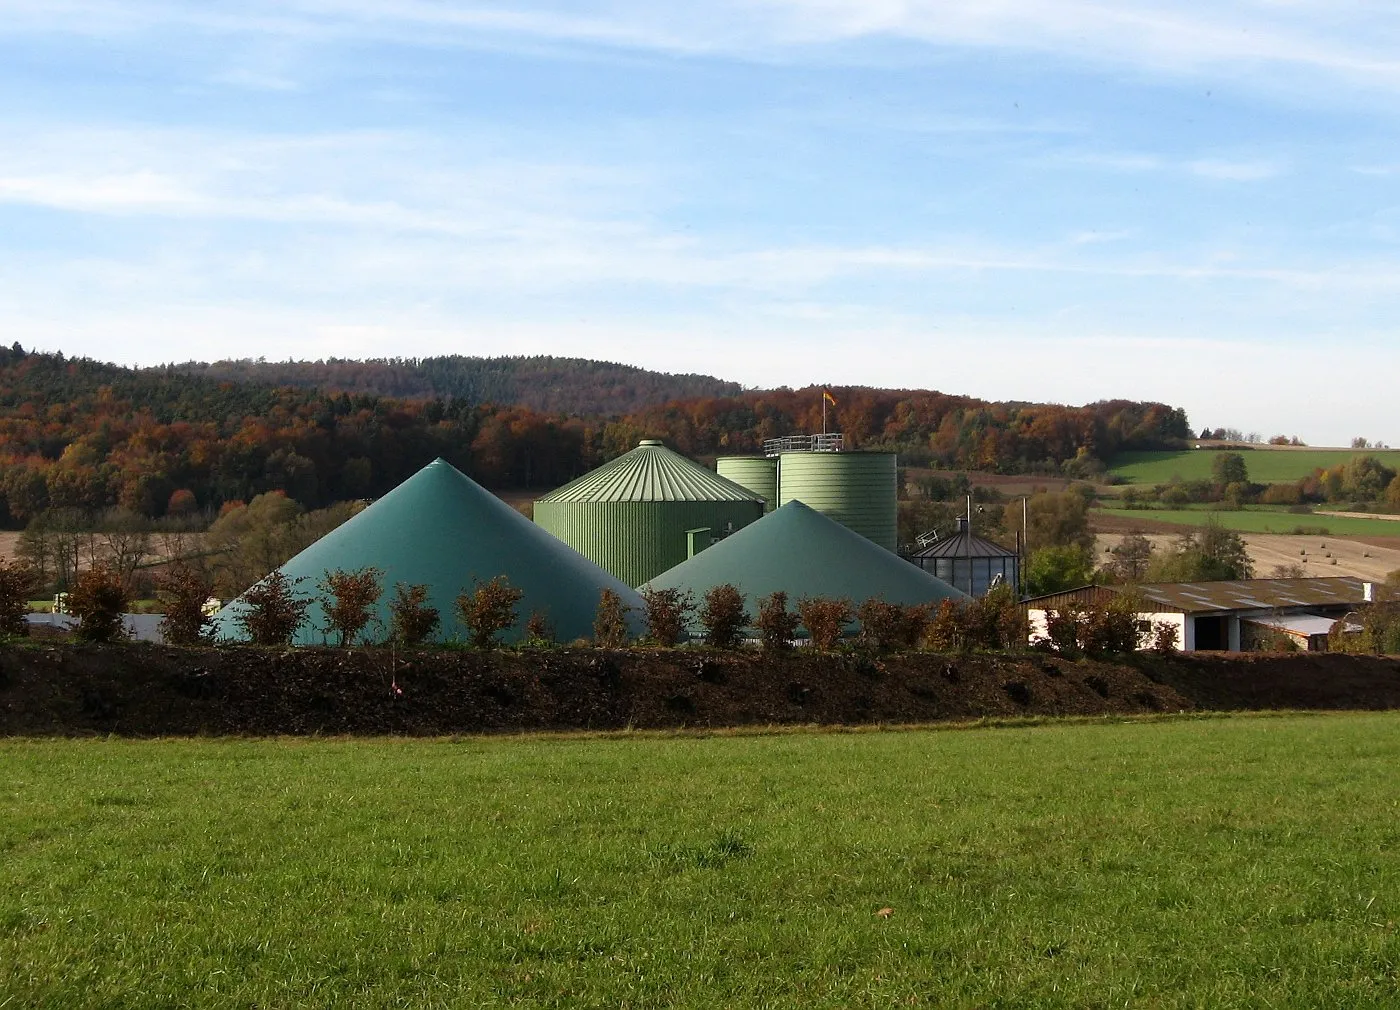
1 557 1176 658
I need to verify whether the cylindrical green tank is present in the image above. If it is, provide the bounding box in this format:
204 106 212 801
716 456 779 513
777 451 898 551
535 439 765 587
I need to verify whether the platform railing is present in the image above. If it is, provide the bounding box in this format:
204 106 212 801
762 433 844 456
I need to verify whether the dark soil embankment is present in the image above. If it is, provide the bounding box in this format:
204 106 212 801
1142 651 1400 711
2 645 1399 737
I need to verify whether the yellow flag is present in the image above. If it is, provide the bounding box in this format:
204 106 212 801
823 389 837 406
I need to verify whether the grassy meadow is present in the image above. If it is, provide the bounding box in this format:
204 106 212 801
1108 448 1400 486
4 715 1400 1007
1094 504 1400 537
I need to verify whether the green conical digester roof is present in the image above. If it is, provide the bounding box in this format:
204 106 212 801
213 458 645 645
642 500 968 618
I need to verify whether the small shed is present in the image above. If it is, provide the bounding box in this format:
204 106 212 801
908 517 1020 597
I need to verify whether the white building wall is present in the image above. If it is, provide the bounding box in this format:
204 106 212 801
1026 608 1187 651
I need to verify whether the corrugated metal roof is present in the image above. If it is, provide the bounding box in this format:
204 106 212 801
1136 577 1366 613
538 440 765 504
1026 577 1367 614
213 458 646 645
1246 615 1337 637
642 500 967 618
911 528 1018 560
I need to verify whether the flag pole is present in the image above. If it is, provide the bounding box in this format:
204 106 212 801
822 389 827 435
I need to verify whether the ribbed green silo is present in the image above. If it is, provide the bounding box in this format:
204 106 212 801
776 451 898 551
716 456 778 513
534 439 766 586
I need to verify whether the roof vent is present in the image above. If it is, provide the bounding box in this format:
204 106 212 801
638 439 662 446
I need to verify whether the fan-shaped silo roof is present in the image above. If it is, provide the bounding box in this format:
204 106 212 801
212 458 645 645
642 500 967 614
911 525 1018 559
539 440 763 504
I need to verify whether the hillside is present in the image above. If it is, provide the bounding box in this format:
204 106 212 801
168 355 745 417
0 343 1191 526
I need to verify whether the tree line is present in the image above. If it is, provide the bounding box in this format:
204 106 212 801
0 343 1191 529
1120 452 1400 511
170 354 745 417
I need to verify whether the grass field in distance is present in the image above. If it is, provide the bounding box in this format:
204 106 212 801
4 715 1400 1007
1108 448 1400 486
1094 504 1400 538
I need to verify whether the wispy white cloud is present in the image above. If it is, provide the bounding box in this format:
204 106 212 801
1056 150 1287 182
0 125 1384 297
1188 158 1284 181
4 1 1400 94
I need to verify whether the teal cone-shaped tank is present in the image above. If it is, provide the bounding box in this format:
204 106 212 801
213 458 645 645
642 500 966 633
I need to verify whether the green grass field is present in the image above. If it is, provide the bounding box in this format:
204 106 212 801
1108 448 1400 486
4 716 1400 1007
1095 504 1400 537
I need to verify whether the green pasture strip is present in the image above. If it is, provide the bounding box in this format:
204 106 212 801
1108 448 1400 486
3 715 1400 1007
1095 505 1400 537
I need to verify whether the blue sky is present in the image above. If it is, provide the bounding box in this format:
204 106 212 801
2 2 1399 445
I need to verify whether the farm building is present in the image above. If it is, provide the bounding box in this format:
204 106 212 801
641 500 967 634
1024 577 1376 652
908 517 1020 597
26 612 166 643
213 458 645 645
534 439 765 587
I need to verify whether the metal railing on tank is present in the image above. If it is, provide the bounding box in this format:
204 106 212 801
763 433 844 456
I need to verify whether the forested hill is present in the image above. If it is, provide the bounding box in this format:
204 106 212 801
167 355 745 416
0 343 1190 527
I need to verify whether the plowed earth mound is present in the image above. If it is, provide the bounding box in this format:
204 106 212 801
1 645 1398 737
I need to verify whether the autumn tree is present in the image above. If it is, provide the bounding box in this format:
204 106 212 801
639 586 694 646
797 596 852 652
1107 533 1154 583
456 575 523 649
205 493 366 599
923 599 965 652
974 583 1027 650
68 563 130 643
1024 491 1094 552
755 591 801 654
388 582 439 645
157 560 215 645
1211 452 1249 488
698 584 749 649
235 571 311 646
1080 592 1142 655
1146 517 1253 582
1025 544 1096 596
523 610 555 646
857 598 912 654
0 558 36 637
593 588 631 648
319 566 384 646
95 508 153 594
